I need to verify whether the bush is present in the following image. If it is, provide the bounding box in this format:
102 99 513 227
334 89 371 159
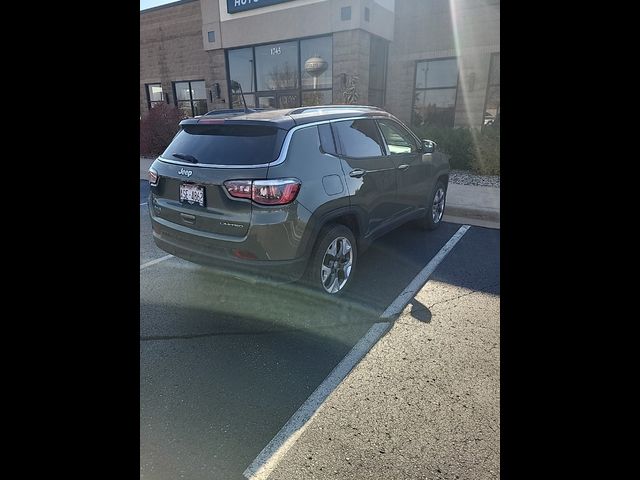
410 124 500 175
410 125 474 170
471 125 500 175
140 104 186 157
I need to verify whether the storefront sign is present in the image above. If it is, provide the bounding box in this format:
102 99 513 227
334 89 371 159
227 0 296 14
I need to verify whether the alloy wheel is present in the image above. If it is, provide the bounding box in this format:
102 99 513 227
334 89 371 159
320 236 353 294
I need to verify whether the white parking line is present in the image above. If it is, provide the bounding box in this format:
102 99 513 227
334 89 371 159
243 225 471 479
140 254 173 271
243 322 391 480
380 224 470 318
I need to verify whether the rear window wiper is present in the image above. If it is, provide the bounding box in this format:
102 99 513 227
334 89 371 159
172 153 198 163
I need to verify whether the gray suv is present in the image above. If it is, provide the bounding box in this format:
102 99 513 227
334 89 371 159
147 106 449 295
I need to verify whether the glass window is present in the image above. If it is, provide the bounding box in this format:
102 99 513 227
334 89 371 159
227 36 333 109
301 36 332 90
287 127 322 161
258 96 276 109
175 81 191 101
162 124 287 166
484 53 500 126
332 119 384 158
378 120 418 154
146 84 164 109
191 81 206 101
413 89 457 128
228 47 255 93
318 124 338 156
191 100 208 116
341 6 351 20
413 58 459 127
277 93 300 109
302 90 332 106
415 58 458 89
173 80 207 117
255 41 299 91
208 30 215 43
232 93 256 109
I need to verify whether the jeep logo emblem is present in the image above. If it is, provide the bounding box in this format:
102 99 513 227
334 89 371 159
178 168 193 177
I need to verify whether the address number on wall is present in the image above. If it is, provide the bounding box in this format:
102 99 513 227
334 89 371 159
270 47 282 55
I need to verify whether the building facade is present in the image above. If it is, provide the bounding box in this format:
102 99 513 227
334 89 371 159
140 0 499 128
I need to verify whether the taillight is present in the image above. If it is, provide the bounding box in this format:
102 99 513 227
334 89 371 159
252 179 301 205
224 178 301 206
148 168 159 186
224 180 252 199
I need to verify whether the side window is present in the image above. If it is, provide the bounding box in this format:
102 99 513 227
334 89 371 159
287 126 321 160
377 120 418 154
332 119 384 158
318 123 338 156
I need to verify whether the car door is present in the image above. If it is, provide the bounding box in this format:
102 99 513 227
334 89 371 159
331 118 401 237
376 118 433 214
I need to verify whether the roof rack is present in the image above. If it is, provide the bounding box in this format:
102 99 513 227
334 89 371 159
287 105 384 115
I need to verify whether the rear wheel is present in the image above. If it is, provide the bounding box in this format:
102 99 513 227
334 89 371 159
305 224 357 295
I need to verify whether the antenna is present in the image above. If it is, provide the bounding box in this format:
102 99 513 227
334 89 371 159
231 80 249 113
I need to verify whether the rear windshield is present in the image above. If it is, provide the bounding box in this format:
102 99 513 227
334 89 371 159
161 124 287 166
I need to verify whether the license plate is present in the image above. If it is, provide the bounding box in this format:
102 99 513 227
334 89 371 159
179 183 205 207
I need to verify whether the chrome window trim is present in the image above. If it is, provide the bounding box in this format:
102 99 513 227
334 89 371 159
156 116 384 169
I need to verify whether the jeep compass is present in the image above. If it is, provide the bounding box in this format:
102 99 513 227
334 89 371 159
147 106 449 295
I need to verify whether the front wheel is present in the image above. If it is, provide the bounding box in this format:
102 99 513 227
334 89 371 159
417 180 447 230
305 224 357 296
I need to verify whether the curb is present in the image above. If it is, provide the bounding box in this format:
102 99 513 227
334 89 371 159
445 205 500 223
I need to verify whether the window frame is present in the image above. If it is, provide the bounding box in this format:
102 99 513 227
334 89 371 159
172 79 207 117
145 83 165 110
411 57 460 128
225 34 333 110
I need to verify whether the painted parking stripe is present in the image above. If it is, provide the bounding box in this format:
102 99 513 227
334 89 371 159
380 224 471 319
140 254 173 271
243 225 471 478
243 321 390 480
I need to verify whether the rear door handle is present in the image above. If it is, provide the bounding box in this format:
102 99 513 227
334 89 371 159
397 164 410 171
349 169 366 178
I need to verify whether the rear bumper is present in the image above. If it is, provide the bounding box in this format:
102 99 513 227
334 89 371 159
151 216 308 283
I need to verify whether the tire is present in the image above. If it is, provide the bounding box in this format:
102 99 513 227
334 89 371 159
304 224 357 295
416 180 447 230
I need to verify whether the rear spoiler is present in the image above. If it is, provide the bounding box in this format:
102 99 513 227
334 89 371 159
179 117 295 129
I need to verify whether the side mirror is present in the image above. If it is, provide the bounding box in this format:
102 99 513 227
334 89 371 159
422 139 437 154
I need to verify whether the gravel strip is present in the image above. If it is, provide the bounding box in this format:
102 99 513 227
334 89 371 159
450 169 500 188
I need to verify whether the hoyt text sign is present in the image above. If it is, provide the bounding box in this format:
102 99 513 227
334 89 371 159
227 0 296 14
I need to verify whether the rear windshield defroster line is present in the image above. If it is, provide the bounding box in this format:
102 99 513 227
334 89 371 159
161 124 287 166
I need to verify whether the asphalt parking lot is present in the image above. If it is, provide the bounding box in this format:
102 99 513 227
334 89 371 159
139 180 500 480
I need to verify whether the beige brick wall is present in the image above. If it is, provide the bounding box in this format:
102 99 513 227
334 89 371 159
332 29 371 105
140 0 228 115
140 0 499 124
385 0 500 127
